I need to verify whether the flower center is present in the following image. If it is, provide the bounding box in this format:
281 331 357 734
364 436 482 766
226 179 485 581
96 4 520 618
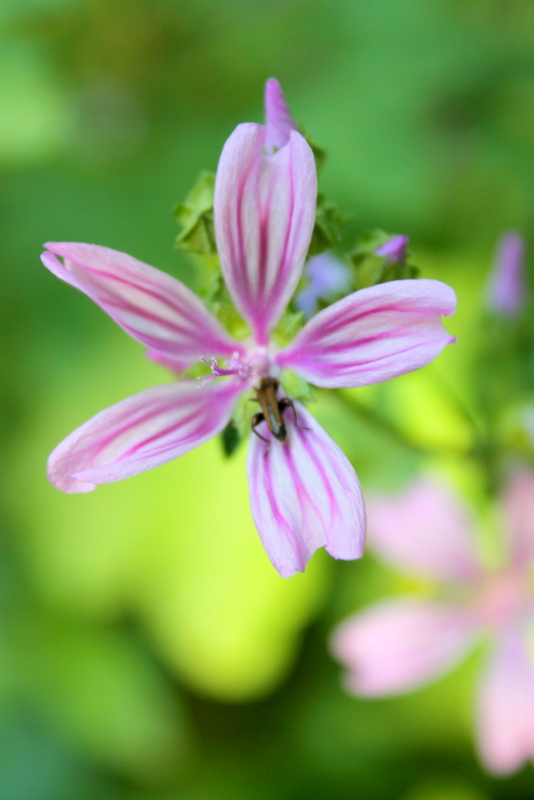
200 352 252 382
199 346 273 385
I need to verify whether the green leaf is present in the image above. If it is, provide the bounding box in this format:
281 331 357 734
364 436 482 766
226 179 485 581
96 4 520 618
174 171 216 256
220 419 242 458
304 131 328 173
308 192 351 257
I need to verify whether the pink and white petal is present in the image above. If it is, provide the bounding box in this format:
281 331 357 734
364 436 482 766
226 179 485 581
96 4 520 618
367 479 482 583
502 470 534 566
48 379 243 493
145 348 191 375
477 629 534 775
247 402 365 578
276 279 457 388
42 244 241 369
214 123 317 345
264 78 297 152
331 599 478 696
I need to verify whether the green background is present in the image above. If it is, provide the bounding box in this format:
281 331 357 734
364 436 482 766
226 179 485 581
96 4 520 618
1 0 534 797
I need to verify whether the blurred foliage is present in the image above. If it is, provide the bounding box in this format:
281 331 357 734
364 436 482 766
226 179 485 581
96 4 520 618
3 0 534 798
6 339 328 703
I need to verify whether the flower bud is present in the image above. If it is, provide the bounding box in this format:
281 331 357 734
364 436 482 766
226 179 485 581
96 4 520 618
375 234 409 265
486 232 526 317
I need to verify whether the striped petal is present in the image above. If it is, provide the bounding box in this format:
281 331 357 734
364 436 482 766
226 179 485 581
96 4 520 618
247 403 365 578
48 379 243 493
42 243 241 370
477 629 534 774
145 348 192 375
331 599 478 696
264 77 297 152
276 279 456 388
367 479 482 583
214 123 317 345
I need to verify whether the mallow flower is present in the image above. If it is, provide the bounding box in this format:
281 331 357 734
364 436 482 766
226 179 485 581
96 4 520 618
331 474 534 774
41 79 456 578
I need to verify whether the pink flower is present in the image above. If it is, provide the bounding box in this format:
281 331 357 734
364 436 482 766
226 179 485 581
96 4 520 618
330 474 534 774
41 79 456 578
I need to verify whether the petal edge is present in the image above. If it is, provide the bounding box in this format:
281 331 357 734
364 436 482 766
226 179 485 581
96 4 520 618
276 279 456 388
214 124 317 344
247 403 365 577
42 244 240 370
48 379 243 493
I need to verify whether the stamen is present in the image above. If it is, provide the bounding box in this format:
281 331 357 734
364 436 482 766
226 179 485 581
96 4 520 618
198 352 252 386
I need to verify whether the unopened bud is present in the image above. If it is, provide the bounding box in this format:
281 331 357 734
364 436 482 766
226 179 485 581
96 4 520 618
264 78 297 153
487 232 526 317
375 234 409 265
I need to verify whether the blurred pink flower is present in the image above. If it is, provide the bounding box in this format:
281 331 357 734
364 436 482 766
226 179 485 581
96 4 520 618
295 252 352 319
41 79 456 577
486 232 526 317
330 474 534 774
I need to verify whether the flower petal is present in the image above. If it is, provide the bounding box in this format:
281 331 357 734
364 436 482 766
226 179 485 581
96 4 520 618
367 479 482 582
276 279 456 388
214 123 317 345
264 77 297 152
247 402 365 578
502 470 534 566
42 244 241 369
48 379 243 493
331 599 477 696
477 629 534 775
145 348 191 375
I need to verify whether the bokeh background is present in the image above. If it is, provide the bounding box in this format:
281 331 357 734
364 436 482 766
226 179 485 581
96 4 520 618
2 0 534 798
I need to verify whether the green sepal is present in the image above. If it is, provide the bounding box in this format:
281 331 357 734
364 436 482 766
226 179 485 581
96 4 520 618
200 271 250 340
271 309 306 348
174 171 216 256
221 389 257 454
279 370 315 405
213 303 250 342
308 192 352 257
220 419 243 458
303 131 328 174
173 171 252 339
300 128 349 256
348 229 418 290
